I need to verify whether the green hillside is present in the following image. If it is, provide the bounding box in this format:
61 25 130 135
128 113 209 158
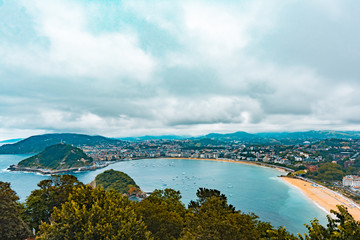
95 169 138 194
18 143 93 170
0 133 124 154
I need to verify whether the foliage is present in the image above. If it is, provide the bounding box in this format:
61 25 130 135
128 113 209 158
0 181 31 240
188 188 235 212
183 188 295 240
95 169 139 194
299 205 360 240
18 143 93 170
23 174 83 230
306 163 345 182
183 196 261 239
0 133 124 154
135 189 186 240
37 185 152 240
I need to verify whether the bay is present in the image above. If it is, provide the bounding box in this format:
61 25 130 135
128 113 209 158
0 154 327 234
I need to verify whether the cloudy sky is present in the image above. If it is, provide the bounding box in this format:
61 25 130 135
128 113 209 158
0 0 360 140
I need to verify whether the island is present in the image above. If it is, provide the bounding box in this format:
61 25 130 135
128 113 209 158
8 143 108 174
92 169 147 199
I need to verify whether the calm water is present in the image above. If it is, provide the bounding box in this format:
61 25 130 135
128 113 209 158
0 155 327 234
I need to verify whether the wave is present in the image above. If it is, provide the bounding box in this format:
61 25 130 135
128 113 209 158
1 168 10 173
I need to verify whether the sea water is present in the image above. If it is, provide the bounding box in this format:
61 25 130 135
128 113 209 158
0 155 327 234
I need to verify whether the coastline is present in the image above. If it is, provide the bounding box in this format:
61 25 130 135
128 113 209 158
281 176 360 220
160 157 293 173
7 163 111 175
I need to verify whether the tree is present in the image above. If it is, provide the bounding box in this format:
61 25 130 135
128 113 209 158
37 185 152 240
183 196 266 239
135 188 186 240
306 163 345 182
23 174 83 230
300 205 360 240
188 187 235 212
183 188 295 240
0 181 31 240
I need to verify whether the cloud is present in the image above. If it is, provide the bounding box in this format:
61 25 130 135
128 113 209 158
0 0 360 140
2 0 157 82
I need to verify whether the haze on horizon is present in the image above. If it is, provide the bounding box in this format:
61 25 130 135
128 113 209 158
1 0 360 141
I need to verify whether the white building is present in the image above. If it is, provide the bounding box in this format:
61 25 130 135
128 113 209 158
343 175 360 187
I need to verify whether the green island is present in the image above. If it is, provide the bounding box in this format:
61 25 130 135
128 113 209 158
92 169 145 198
8 143 97 174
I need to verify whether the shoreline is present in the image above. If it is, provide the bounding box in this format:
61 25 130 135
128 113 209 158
7 163 111 175
159 157 293 173
281 176 360 220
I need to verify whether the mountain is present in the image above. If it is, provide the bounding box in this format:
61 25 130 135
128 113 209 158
203 131 261 142
119 135 190 141
255 130 360 143
0 138 23 146
93 169 139 194
0 133 124 154
195 130 360 144
16 143 93 170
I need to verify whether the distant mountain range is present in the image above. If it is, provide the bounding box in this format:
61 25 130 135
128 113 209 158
201 130 360 144
118 135 190 141
0 138 23 146
0 133 124 154
119 130 360 143
1 130 360 154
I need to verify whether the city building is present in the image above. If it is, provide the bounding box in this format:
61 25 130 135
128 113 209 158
343 175 360 187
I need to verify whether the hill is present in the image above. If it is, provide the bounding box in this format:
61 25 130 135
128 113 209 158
119 135 189 141
0 133 124 154
16 143 94 171
94 169 139 195
203 131 262 142
122 130 360 144
255 130 360 144
0 138 23 146
198 130 360 144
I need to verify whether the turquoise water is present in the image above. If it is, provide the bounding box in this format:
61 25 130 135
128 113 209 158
0 155 327 234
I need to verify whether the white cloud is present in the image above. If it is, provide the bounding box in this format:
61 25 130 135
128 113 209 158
0 0 360 139
3 0 157 82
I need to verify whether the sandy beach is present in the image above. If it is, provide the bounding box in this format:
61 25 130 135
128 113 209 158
282 177 360 220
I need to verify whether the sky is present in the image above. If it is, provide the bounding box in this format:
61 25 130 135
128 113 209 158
1 0 360 140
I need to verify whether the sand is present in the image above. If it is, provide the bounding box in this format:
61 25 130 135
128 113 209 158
282 177 360 220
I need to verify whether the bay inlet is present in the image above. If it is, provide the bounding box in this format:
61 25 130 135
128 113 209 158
0 154 327 234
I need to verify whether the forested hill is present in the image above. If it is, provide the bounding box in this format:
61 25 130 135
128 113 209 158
94 169 139 194
17 143 93 170
119 130 360 144
201 130 360 144
0 133 124 154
